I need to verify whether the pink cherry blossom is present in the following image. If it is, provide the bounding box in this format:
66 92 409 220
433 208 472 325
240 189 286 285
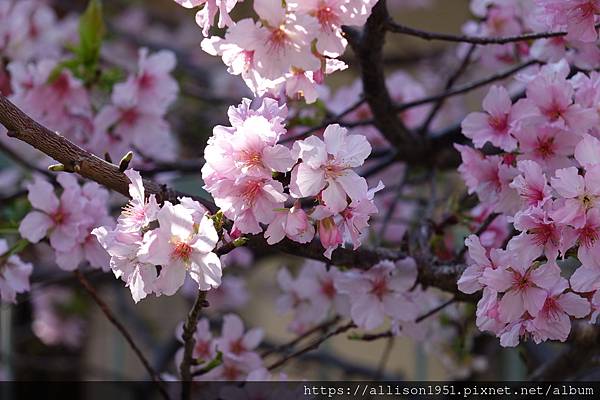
511 206 563 261
455 145 519 213
290 124 371 213
138 201 221 295
531 279 590 343
276 267 327 334
569 209 600 268
335 258 418 330
509 160 552 209
265 203 315 245
294 261 350 322
537 0 600 43
216 314 263 365
514 123 578 173
482 255 560 323
461 85 533 151
173 0 241 36
92 226 158 303
118 169 160 232
550 165 600 228
19 174 88 253
0 239 33 303
251 0 320 80
458 235 509 294
113 48 178 114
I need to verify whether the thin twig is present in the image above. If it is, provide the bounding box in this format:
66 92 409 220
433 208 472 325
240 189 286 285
179 290 208 400
386 20 574 45
351 297 457 342
261 316 341 358
267 321 356 371
396 60 538 112
73 270 170 400
419 44 477 136
374 337 395 380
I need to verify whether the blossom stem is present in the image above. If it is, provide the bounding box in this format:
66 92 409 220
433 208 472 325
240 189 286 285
267 321 356 371
179 290 208 400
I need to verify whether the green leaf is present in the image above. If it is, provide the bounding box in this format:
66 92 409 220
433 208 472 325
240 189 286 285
78 0 105 68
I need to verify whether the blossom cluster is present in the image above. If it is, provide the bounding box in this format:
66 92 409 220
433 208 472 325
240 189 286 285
0 1 180 164
6 48 179 164
277 258 425 333
463 0 600 70
175 313 266 381
19 173 112 272
202 97 381 258
456 59 600 346
174 0 377 103
93 170 222 303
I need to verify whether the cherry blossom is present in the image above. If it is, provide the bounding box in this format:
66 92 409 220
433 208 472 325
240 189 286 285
536 0 600 43
20 175 88 253
138 201 222 295
461 85 533 151
335 258 418 330
0 238 33 303
172 0 241 36
290 124 371 213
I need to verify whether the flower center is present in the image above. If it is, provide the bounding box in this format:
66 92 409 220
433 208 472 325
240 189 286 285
529 223 557 246
316 5 339 29
325 162 344 179
171 240 192 262
138 72 154 89
535 137 555 159
230 339 246 355
371 278 388 299
121 108 139 125
512 270 531 290
321 278 336 299
488 114 508 133
194 340 211 359
52 211 65 225
268 26 289 54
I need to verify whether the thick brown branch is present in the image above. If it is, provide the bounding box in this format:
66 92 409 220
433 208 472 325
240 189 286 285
345 1 430 166
0 94 215 212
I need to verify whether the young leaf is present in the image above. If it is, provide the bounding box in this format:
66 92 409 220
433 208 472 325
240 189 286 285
78 0 105 68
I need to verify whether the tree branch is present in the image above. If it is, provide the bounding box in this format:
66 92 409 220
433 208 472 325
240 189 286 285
345 0 430 166
267 321 356 371
179 290 208 400
386 21 571 45
529 324 600 381
74 271 169 400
